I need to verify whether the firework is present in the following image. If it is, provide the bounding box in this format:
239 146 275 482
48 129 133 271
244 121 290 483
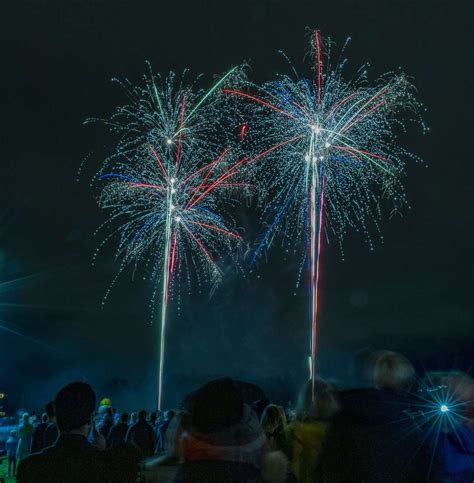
91 67 248 409
224 32 425 395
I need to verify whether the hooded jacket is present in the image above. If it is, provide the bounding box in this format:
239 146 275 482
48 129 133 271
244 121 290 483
285 420 328 483
431 423 474 482
175 405 266 483
314 388 431 482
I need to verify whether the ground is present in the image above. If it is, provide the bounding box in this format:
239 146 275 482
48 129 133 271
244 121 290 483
0 457 16 482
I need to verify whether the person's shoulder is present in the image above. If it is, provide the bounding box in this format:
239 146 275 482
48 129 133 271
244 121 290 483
102 443 142 481
289 420 327 441
30 443 57 458
45 422 58 433
17 449 49 479
137 420 152 429
18 451 39 466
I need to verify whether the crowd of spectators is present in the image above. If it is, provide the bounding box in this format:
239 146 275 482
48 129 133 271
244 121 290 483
3 350 473 482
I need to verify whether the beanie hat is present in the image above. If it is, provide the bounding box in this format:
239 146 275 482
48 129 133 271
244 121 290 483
191 378 243 433
55 382 96 432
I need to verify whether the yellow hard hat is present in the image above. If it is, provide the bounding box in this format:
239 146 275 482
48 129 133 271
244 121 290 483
99 398 112 407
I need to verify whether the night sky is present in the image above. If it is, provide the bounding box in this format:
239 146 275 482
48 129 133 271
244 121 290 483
2 0 472 410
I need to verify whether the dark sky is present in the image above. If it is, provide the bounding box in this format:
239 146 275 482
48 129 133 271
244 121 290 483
1 0 473 410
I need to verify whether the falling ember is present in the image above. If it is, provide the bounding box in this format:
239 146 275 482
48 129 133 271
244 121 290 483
239 123 249 141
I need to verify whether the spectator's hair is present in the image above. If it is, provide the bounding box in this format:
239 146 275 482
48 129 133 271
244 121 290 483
55 382 96 432
41 412 48 423
22 412 30 422
149 411 158 423
296 379 340 421
191 378 244 433
353 347 380 383
10 430 17 437
120 412 129 423
165 410 176 420
373 351 415 390
261 404 287 434
46 401 55 419
138 409 147 421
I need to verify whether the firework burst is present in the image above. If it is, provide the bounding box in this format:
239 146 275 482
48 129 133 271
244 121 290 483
224 31 426 393
87 64 241 156
91 66 248 408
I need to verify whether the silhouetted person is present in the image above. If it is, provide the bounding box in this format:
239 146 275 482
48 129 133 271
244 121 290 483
32 413 49 453
97 407 114 440
16 412 33 462
352 347 380 387
126 409 157 457
30 411 38 426
17 382 140 482
149 411 158 427
107 412 129 448
285 379 339 483
6 430 18 477
43 400 59 449
261 404 288 452
156 409 175 452
175 378 266 482
314 350 430 482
